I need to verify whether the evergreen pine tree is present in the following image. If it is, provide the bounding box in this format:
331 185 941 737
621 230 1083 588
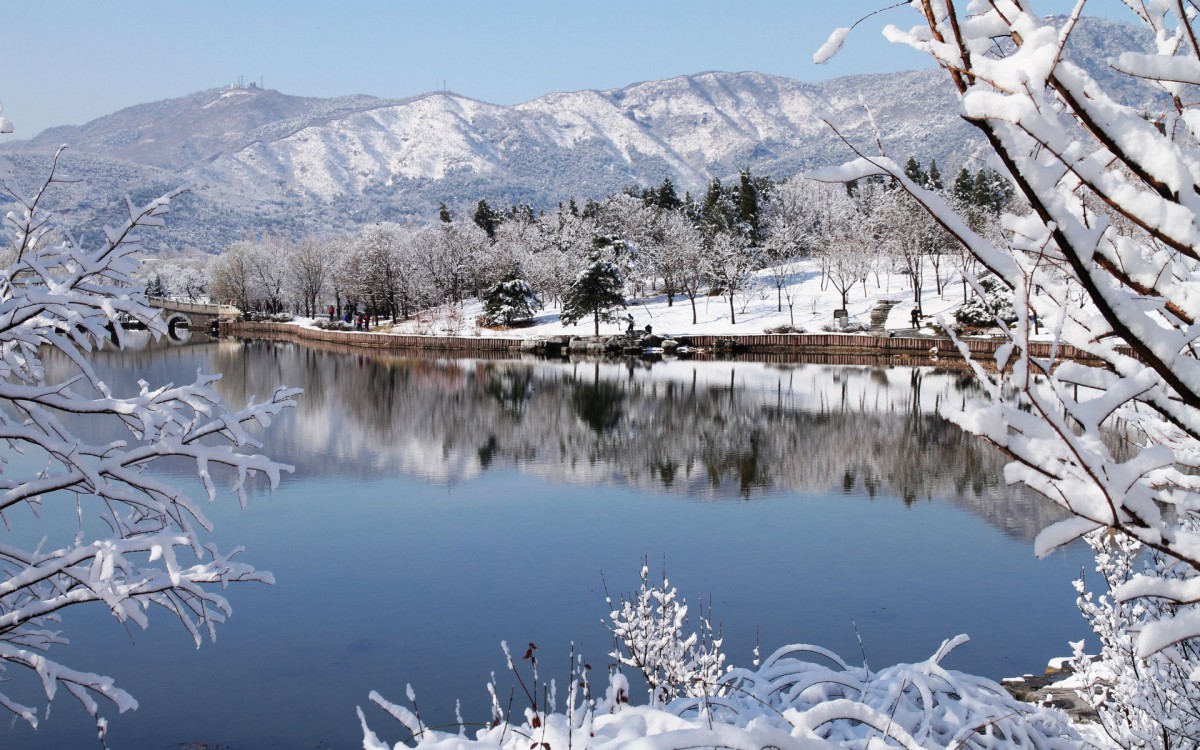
146 273 167 298
438 202 453 223
953 168 977 206
560 242 627 336
975 169 1013 214
483 266 542 326
473 199 499 239
701 178 732 235
508 203 536 223
903 156 928 186
657 177 682 211
927 159 943 190
736 168 761 243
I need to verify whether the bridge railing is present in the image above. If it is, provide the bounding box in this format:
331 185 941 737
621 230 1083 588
147 297 241 318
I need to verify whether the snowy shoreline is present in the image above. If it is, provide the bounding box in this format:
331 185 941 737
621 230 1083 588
218 318 1101 365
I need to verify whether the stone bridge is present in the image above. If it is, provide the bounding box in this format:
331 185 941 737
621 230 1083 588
148 297 240 334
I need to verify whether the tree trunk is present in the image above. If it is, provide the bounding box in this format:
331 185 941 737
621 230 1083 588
728 294 737 325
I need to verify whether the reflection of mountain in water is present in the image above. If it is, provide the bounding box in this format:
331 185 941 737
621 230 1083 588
76 337 1070 543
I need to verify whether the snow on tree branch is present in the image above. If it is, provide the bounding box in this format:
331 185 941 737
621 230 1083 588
0 147 297 746
817 1 1200 656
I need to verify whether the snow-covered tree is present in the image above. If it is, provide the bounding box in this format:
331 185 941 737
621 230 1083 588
668 218 712 326
483 211 541 297
163 260 209 302
644 209 702 309
560 244 626 336
208 236 291 313
762 178 826 324
134 255 208 302
1071 527 1200 750
322 233 354 316
250 234 289 313
949 169 1007 303
606 564 725 704
339 222 411 319
208 239 256 312
483 266 542 327
530 206 591 309
818 1 1200 662
815 181 883 311
954 277 1016 328
431 221 488 304
704 229 761 325
286 234 333 318
591 193 659 299
881 186 956 313
0 146 295 744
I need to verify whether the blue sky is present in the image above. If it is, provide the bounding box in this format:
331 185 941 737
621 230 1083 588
2 1 1126 138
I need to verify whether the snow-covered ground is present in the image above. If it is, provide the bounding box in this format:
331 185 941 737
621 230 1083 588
370 257 972 339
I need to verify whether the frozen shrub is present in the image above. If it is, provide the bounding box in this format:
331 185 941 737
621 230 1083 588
953 278 1015 327
606 564 725 703
1070 528 1200 750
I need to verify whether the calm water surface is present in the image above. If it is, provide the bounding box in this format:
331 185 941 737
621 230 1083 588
11 334 1093 750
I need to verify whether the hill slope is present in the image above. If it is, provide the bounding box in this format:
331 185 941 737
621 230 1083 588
0 16 1156 253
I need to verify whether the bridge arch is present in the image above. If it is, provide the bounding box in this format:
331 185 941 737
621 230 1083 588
147 297 241 338
164 312 191 341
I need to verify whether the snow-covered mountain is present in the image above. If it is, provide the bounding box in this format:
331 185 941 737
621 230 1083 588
0 16 1155 253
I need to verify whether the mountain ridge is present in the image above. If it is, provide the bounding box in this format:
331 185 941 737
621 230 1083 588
0 16 1155 253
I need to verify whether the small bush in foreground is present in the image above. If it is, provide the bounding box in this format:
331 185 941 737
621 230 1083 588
360 567 1082 750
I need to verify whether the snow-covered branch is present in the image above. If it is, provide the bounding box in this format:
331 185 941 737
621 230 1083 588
0 150 295 745
820 2 1200 653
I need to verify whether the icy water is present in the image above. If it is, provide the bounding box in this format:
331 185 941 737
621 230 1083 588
11 333 1093 750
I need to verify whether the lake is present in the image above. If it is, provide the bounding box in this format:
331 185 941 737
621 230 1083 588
8 333 1094 750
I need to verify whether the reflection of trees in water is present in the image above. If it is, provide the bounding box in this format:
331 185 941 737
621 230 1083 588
572 363 626 435
79 340 1071 542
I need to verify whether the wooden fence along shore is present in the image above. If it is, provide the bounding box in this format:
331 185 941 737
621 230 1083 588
220 320 1100 362
674 333 1100 361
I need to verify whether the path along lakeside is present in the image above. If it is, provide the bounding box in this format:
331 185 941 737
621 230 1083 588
218 319 1102 366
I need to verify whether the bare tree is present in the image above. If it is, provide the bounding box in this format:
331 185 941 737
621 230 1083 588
762 178 825 325
704 230 760 325
340 222 411 320
287 234 332 317
530 206 591 309
809 181 884 311
208 239 256 312
645 210 702 309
